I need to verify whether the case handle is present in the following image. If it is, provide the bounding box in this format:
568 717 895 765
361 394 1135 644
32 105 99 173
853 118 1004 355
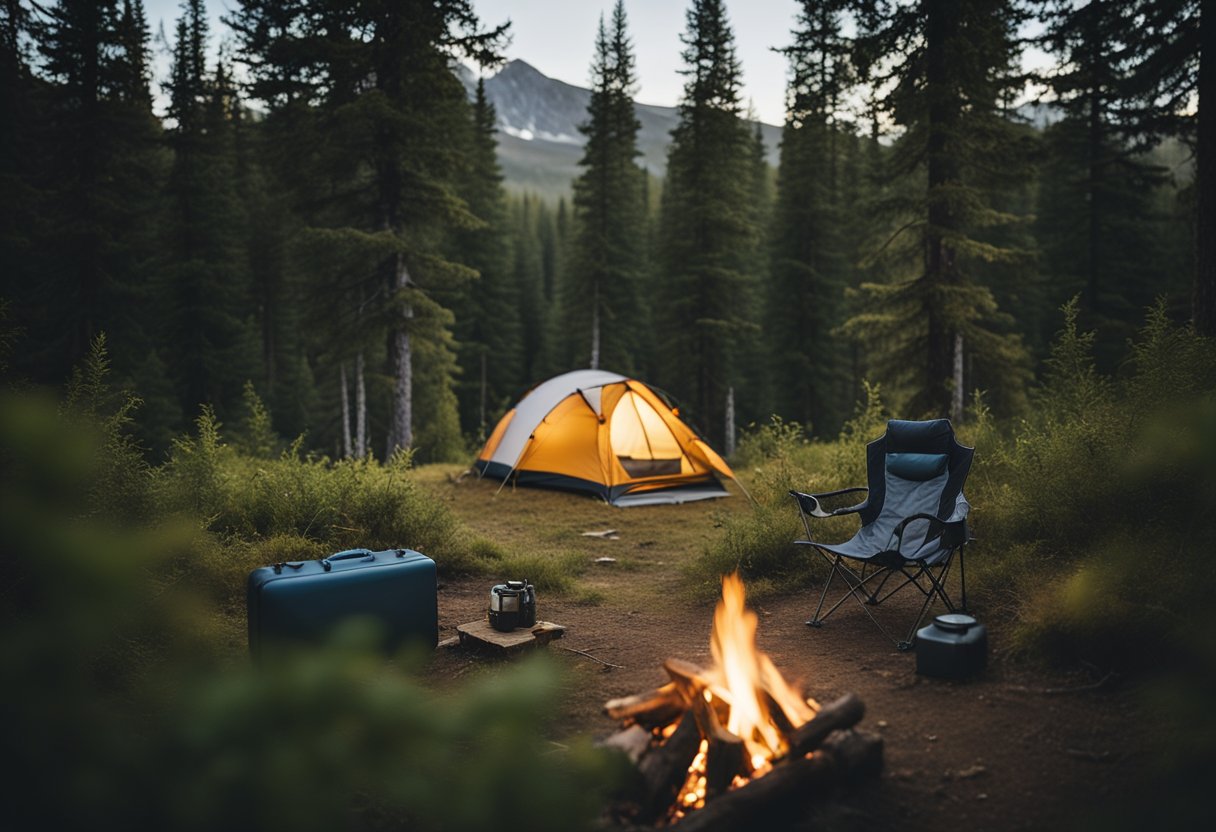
321 549 376 571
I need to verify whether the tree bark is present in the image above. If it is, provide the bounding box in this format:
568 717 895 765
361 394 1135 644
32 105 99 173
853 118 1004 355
479 350 488 439
340 362 352 459
951 332 964 423
388 252 414 457
1197 0 1215 335
1087 10 1104 316
591 282 601 370
355 350 367 459
724 386 736 457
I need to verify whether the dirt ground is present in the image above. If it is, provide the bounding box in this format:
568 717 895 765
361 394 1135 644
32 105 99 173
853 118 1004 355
417 469 1151 831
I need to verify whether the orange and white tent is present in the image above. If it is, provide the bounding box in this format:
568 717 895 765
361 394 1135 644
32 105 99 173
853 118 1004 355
475 370 737 506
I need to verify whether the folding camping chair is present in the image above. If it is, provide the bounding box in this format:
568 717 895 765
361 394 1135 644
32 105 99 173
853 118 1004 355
789 419 974 650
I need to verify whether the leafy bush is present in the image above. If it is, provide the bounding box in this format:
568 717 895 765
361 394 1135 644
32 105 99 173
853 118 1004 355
0 393 624 832
972 300 1216 669
157 405 500 577
688 384 890 599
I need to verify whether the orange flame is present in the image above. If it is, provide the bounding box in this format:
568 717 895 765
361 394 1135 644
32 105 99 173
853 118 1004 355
707 572 817 764
673 573 819 817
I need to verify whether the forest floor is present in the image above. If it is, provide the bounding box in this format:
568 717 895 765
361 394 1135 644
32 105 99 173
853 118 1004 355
415 466 1151 831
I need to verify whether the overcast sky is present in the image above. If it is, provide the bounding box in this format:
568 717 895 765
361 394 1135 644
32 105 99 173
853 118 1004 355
142 0 802 124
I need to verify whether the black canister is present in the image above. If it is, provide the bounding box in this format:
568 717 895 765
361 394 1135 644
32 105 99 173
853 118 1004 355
488 580 537 632
915 613 987 679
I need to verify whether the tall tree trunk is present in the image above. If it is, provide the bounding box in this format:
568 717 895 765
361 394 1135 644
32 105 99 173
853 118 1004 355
590 282 601 369
387 252 413 457
340 362 352 459
479 350 487 439
724 386 736 457
1197 0 1215 335
355 350 367 459
924 0 962 416
1086 15 1103 315
951 332 964 423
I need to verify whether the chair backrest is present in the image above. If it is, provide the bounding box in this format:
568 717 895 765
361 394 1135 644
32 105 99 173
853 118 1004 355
859 419 974 534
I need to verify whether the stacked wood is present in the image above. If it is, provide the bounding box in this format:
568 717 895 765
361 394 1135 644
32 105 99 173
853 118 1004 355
600 676 882 831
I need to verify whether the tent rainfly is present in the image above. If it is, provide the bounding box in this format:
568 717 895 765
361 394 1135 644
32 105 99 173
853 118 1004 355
475 370 737 507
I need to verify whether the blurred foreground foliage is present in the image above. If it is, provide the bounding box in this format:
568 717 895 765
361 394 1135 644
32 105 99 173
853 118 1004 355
0 378 623 830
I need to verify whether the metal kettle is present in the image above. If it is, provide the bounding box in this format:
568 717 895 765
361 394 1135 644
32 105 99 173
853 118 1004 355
488 580 537 632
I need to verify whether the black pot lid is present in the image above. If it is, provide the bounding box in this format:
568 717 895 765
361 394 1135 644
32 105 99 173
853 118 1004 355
934 613 977 632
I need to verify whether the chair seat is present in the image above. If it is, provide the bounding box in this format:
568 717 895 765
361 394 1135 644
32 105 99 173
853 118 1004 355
808 527 953 566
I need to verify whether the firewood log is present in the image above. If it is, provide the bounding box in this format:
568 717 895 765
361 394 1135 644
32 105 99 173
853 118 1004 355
820 728 884 780
663 658 713 706
690 690 746 799
604 683 684 727
672 754 837 832
786 692 864 758
637 709 701 822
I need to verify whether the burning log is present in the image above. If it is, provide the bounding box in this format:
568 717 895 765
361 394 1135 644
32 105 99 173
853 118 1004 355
787 692 865 758
690 689 745 800
636 710 702 821
600 574 884 830
604 683 684 727
674 730 884 832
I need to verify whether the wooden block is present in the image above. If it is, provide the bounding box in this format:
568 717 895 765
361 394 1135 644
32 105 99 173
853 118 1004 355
456 619 566 654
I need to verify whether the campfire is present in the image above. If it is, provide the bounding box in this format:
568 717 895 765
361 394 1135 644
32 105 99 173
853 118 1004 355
601 574 882 830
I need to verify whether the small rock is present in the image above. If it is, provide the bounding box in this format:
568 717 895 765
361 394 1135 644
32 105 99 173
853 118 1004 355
926 734 938 742
957 764 987 779
977 793 989 800
877 719 889 729
593 557 617 564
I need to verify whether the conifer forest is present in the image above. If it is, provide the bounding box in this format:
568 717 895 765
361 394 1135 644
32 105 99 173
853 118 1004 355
1 1 1213 831
0 0 1205 458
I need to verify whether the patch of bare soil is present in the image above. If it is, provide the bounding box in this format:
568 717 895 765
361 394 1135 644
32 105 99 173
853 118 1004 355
418 470 1151 831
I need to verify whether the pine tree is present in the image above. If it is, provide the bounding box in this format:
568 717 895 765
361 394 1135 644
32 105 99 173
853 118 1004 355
162 1 255 420
567 1 647 373
1034 0 1186 367
655 0 760 445
0 1 41 352
842 0 1032 418
1118 1 1207 333
767 0 853 434
449 78 520 439
229 0 506 459
24 0 165 386
511 194 553 383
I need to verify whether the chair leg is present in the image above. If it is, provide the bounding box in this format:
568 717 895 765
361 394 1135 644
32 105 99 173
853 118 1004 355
958 543 968 612
807 555 839 627
865 568 898 605
901 566 944 649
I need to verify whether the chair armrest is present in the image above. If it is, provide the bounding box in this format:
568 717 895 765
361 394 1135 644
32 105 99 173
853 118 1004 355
788 488 869 519
889 501 972 553
947 492 970 523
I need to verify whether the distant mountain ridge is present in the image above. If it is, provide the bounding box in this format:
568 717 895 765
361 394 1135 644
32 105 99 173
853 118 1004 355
460 59 782 199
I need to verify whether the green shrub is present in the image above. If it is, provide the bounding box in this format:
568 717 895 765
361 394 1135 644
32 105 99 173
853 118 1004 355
972 299 1216 670
688 383 890 598
1 394 624 832
157 409 501 576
